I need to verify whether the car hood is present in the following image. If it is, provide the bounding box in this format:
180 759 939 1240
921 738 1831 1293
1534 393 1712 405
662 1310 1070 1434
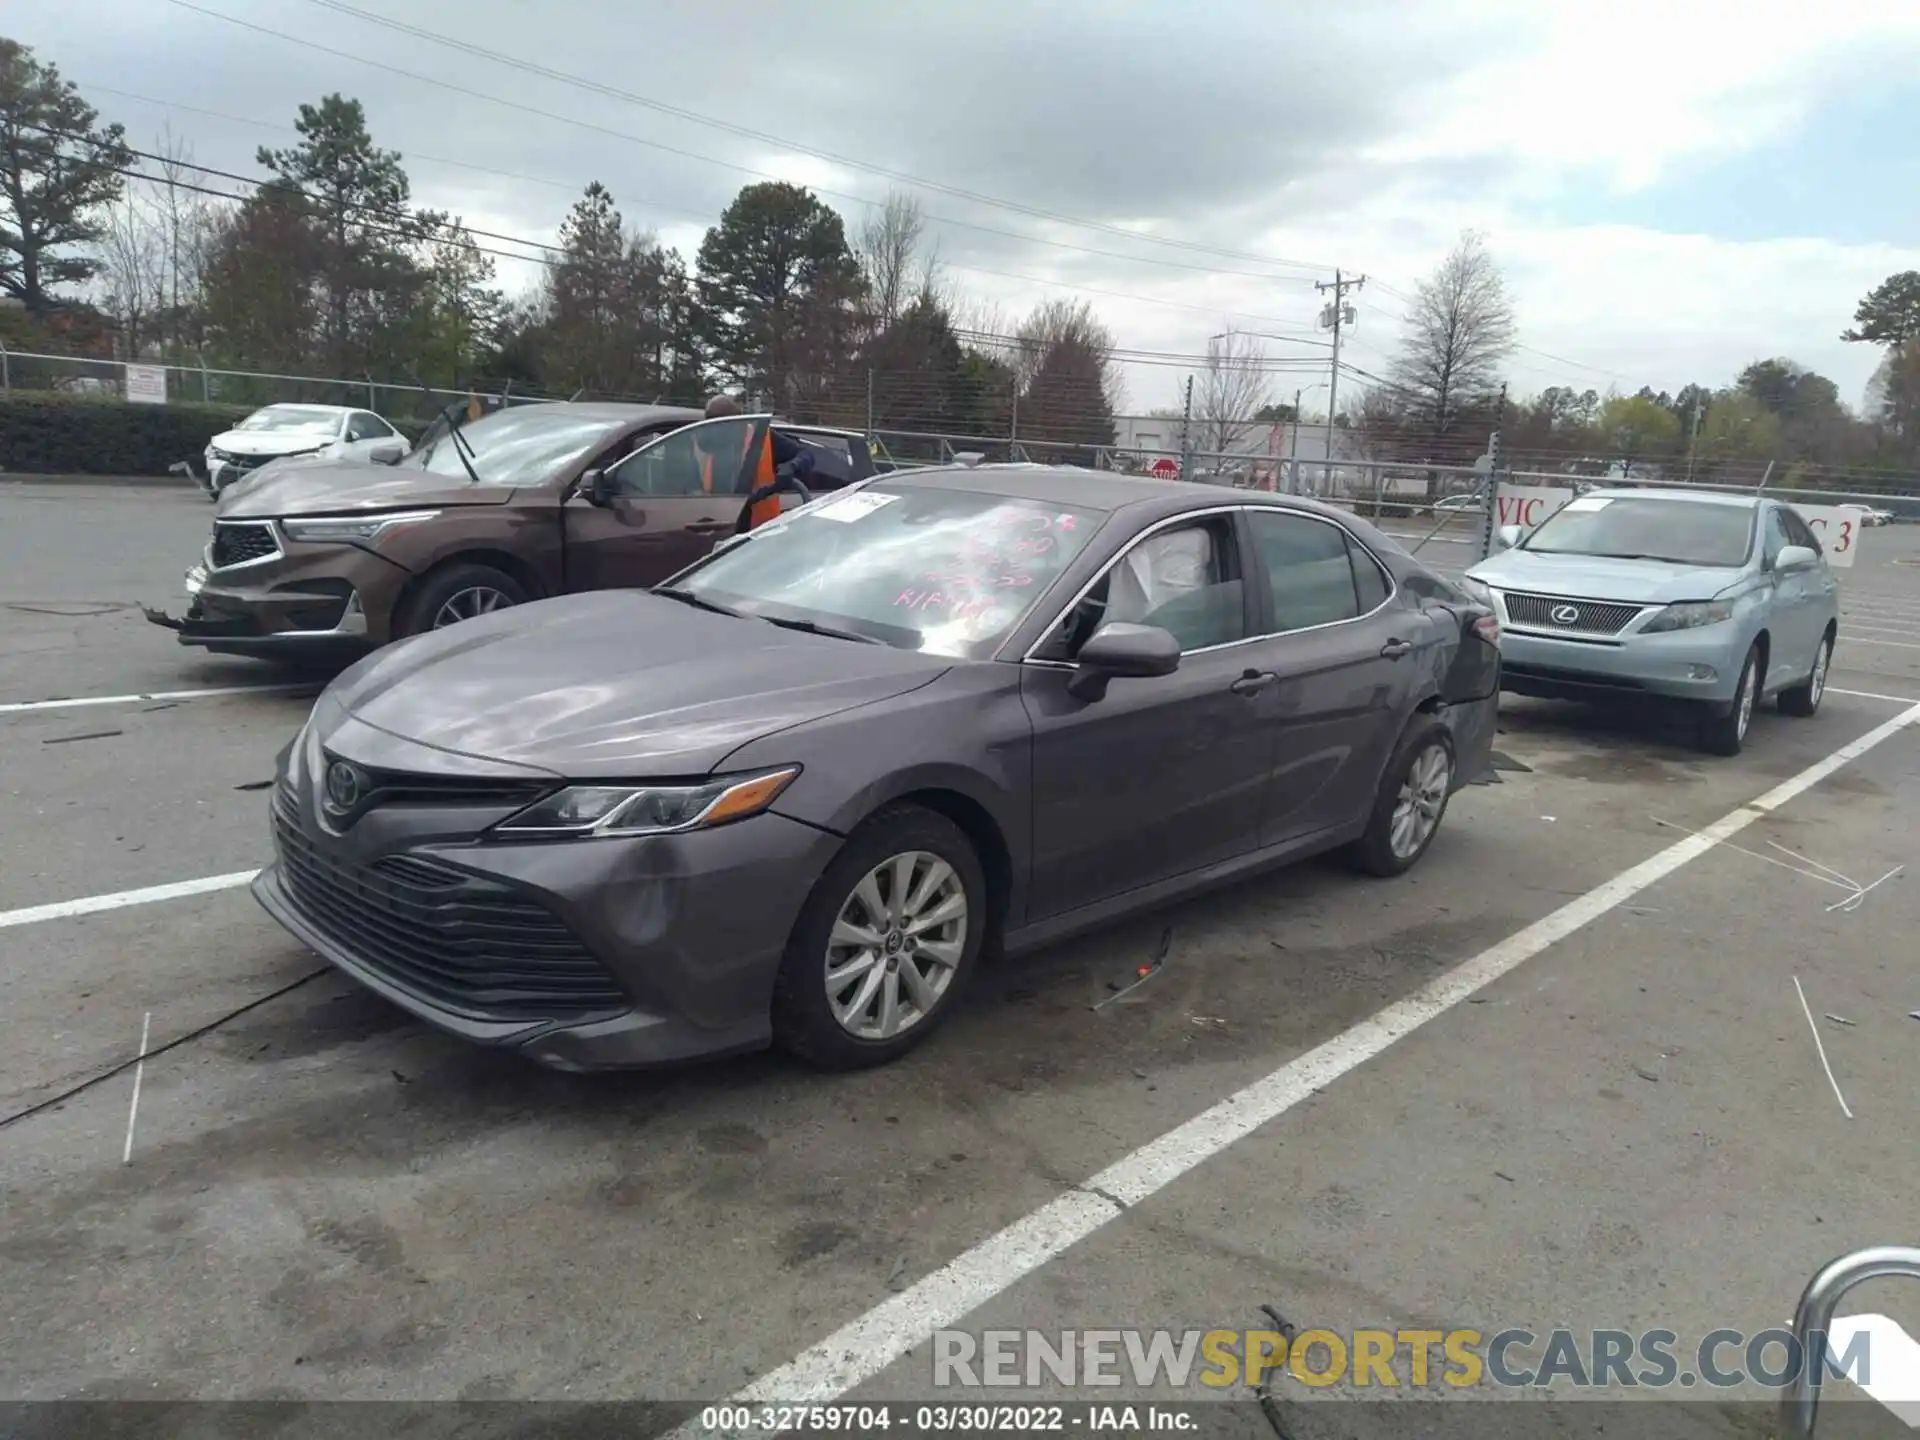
209 428 336 458
322 590 952 778
216 460 515 518
1466 547 1746 604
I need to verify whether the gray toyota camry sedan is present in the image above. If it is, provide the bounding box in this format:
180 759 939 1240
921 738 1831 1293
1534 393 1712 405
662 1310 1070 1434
256 466 1502 1072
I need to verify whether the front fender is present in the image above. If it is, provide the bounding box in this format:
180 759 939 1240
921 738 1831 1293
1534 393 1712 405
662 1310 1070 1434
717 667 1034 919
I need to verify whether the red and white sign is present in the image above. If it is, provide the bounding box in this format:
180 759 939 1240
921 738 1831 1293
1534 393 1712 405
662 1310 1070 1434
1495 482 1573 534
1787 504 1861 569
1148 458 1180 479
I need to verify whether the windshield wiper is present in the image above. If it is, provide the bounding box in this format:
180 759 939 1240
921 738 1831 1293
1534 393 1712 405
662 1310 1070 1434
652 587 746 618
411 377 483 484
760 615 881 644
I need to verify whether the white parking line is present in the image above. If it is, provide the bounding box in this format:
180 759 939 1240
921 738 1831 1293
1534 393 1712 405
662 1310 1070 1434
0 684 315 715
0 870 259 931
1830 687 1920 705
687 700 1920 1430
1839 636 1920 650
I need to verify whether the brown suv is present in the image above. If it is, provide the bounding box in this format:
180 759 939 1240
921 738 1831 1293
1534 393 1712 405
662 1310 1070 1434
144 402 877 661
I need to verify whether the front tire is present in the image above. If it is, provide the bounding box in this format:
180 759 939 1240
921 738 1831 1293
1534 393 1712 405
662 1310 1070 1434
1344 717 1456 878
1777 632 1832 718
394 562 528 638
771 805 986 1071
1698 642 1761 755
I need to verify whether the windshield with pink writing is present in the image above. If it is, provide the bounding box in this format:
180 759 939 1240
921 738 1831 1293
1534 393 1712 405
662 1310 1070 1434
676 485 1107 657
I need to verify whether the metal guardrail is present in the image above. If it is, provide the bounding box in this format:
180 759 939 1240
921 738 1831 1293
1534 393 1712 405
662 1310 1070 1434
1780 1246 1920 1438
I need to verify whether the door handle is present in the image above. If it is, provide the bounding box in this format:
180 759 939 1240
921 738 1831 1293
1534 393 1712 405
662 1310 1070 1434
1230 670 1277 696
1380 638 1414 658
685 519 730 534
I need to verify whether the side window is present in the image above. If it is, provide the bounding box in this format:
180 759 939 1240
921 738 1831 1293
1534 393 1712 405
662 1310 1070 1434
1781 508 1821 553
346 412 383 442
1347 537 1392 612
606 418 756 498
1763 508 1793 568
1248 511 1362 633
1039 517 1246 659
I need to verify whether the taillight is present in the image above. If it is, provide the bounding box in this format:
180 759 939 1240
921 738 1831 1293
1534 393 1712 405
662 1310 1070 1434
1473 613 1501 645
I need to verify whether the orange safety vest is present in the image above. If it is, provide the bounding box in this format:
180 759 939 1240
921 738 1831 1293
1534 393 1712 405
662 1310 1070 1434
746 436 780 529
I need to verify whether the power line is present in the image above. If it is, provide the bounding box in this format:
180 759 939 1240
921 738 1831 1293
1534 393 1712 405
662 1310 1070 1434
294 0 1345 280
53 115 1334 332
158 0 1335 295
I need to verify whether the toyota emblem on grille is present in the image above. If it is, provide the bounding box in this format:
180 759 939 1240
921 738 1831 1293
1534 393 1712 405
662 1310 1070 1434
1550 604 1581 625
323 760 369 815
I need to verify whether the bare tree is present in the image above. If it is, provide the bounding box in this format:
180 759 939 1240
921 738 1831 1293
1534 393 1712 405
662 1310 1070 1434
1194 328 1272 457
149 124 220 348
1388 229 1517 472
856 190 941 339
96 189 165 355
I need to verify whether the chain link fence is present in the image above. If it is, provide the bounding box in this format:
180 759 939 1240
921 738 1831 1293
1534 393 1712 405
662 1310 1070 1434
5 348 1918 544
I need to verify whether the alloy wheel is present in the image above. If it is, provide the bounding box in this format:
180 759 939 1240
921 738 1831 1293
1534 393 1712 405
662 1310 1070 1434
1389 743 1452 861
432 586 514 628
1810 642 1829 707
824 850 968 1041
1736 659 1756 741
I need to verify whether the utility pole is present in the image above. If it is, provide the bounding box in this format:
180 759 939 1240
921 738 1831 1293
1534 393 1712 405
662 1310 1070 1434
1178 374 1195 480
1285 387 1302 493
1684 397 1703 483
1315 269 1364 496
1476 382 1509 562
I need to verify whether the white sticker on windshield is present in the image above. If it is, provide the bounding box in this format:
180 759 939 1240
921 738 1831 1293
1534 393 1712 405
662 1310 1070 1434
813 491 901 523
1563 496 1612 511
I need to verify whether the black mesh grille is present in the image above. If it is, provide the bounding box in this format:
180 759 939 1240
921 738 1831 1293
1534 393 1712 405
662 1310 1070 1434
1503 591 1643 636
271 790 627 1021
210 521 279 568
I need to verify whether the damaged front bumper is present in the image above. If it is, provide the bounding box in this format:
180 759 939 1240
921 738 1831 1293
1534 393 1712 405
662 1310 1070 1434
143 563 373 659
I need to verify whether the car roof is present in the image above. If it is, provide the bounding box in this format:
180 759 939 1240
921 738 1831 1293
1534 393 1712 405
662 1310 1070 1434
257 402 354 415
869 462 1373 525
1581 486 1760 509
498 400 707 425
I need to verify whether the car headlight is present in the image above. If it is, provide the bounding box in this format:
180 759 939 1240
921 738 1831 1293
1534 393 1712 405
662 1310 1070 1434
280 510 441 545
1640 600 1734 633
1456 574 1495 606
489 766 800 840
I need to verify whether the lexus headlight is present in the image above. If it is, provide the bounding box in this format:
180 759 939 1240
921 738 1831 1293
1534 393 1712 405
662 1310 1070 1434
280 510 440 545
1640 600 1733 634
1456 574 1495 606
490 766 800 840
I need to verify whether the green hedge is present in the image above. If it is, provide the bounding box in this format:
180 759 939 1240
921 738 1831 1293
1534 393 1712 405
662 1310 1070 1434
0 392 258 476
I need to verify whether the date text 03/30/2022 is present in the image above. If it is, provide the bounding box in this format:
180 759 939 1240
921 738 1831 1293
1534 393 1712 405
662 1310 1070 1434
697 1404 1196 1433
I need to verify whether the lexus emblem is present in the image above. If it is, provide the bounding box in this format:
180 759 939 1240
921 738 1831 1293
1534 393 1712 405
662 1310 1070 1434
1550 604 1581 625
323 759 368 815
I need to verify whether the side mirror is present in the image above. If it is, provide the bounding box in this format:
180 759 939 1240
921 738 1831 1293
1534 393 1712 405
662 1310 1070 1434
1066 622 1181 702
369 441 405 465
1497 524 1523 549
1775 544 1818 572
580 468 613 507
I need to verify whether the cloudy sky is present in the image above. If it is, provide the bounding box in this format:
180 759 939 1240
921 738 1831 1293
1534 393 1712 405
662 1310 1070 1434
13 0 1920 414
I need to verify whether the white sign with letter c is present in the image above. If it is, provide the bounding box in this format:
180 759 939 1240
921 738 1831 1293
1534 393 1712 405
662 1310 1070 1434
1787 505 1860 569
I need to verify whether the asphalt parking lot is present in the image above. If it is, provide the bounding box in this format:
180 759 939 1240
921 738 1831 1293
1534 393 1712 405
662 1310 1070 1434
3 479 1918 1429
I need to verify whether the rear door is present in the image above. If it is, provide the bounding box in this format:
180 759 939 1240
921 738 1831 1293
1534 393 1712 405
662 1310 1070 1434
561 416 768 590
1240 509 1436 847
